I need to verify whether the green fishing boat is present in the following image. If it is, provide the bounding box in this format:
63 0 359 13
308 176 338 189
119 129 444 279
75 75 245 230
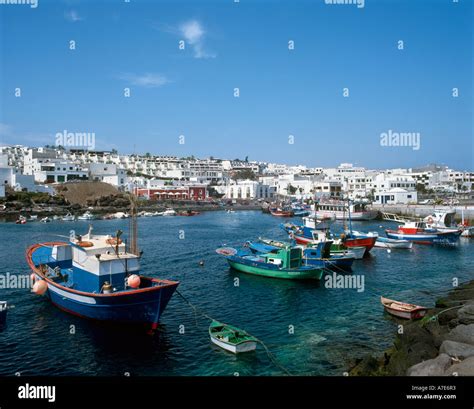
209 320 257 354
216 245 324 280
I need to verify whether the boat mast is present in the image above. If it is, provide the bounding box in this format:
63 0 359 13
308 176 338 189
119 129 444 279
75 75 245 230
128 193 139 256
347 197 353 234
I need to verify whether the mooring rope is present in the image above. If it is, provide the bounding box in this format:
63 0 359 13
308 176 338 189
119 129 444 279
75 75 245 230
175 289 292 376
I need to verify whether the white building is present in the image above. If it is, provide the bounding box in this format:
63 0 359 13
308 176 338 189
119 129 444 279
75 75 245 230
313 180 343 199
225 180 275 200
88 163 127 188
374 188 417 205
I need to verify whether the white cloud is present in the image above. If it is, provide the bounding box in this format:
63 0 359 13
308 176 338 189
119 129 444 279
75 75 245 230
118 73 170 88
179 20 216 59
65 10 83 22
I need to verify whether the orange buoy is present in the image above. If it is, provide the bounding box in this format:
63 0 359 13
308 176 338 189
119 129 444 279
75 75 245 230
77 241 94 248
127 274 141 289
32 280 48 295
106 238 123 245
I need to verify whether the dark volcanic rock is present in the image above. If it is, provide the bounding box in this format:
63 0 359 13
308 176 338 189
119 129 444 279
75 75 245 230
444 356 474 376
457 305 474 325
440 340 474 360
407 353 452 376
445 324 474 346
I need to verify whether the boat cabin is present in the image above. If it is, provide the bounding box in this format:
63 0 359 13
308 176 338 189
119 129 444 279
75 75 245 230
261 247 303 269
47 232 141 293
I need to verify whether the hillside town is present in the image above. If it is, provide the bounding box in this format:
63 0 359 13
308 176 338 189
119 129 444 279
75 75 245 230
0 145 473 205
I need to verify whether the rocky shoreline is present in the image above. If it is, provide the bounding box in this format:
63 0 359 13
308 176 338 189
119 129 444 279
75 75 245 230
0 202 263 222
350 280 474 376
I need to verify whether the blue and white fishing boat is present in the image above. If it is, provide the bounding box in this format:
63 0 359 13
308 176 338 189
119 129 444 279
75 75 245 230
26 223 179 333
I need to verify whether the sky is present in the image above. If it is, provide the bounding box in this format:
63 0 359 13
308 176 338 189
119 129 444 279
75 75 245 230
0 0 472 170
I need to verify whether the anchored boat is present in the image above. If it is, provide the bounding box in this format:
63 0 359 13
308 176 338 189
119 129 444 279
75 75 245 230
270 208 294 217
311 200 378 221
247 240 354 271
209 321 257 354
385 220 462 245
374 237 413 249
216 245 324 280
26 197 179 332
381 296 427 320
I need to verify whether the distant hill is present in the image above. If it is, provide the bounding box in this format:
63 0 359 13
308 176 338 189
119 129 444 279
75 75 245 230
55 181 120 206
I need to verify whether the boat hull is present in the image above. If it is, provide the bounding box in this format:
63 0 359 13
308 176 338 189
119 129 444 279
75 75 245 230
383 305 427 320
43 281 178 329
227 258 323 280
210 336 257 353
386 229 462 245
343 236 377 255
374 238 413 249
314 210 378 221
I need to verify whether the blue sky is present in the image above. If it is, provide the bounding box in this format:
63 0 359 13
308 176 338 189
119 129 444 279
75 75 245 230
0 0 472 170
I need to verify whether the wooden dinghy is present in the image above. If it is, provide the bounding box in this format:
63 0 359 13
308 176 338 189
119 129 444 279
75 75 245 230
380 296 427 320
209 321 257 354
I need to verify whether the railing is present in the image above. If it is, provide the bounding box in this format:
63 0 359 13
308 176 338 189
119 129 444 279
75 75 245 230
380 212 416 223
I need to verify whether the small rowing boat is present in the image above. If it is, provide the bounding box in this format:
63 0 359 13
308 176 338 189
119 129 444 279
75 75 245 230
375 237 413 249
380 296 427 320
270 208 294 217
209 320 257 354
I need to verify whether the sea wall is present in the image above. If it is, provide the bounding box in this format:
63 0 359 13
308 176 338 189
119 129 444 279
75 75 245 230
372 204 474 222
349 280 474 376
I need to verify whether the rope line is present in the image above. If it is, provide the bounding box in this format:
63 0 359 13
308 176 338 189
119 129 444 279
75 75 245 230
175 289 292 376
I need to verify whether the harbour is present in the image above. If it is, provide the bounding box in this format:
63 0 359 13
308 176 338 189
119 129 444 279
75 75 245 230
1 210 473 376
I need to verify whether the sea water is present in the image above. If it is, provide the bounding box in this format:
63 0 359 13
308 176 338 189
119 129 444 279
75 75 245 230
0 211 472 376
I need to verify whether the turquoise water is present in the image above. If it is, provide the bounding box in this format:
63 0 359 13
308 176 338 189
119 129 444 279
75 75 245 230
0 210 472 376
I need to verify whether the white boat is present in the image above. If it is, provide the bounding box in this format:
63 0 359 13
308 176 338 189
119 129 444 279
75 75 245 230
162 208 176 216
312 201 378 221
112 212 129 219
77 211 95 220
62 213 76 221
375 237 413 249
40 217 52 223
302 215 335 230
29 215 38 221
347 230 379 238
209 321 257 354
